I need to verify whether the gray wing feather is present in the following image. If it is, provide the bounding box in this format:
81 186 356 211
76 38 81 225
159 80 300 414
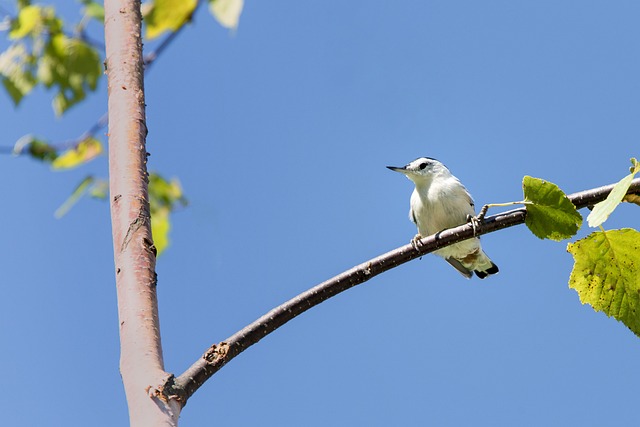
445 257 473 279
409 207 418 225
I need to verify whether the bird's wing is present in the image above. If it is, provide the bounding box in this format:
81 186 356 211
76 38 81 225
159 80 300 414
463 186 475 210
445 257 473 279
409 207 418 225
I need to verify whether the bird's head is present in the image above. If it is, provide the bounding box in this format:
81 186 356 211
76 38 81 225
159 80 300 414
386 157 448 183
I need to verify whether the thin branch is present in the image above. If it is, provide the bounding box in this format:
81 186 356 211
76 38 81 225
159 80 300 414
75 13 107 51
166 178 640 405
143 0 201 70
2 113 108 157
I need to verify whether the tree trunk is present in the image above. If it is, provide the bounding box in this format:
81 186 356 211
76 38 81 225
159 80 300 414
104 0 180 424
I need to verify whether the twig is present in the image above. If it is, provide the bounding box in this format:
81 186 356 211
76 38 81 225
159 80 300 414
143 0 201 70
165 177 640 405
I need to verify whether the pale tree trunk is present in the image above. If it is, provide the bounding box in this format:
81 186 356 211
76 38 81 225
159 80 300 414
104 0 180 425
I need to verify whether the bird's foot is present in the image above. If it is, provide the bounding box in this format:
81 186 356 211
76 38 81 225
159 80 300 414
466 213 483 236
411 234 424 251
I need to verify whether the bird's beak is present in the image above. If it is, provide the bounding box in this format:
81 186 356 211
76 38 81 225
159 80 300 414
387 165 408 174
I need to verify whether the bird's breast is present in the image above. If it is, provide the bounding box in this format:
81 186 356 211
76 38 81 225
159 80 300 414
411 185 473 236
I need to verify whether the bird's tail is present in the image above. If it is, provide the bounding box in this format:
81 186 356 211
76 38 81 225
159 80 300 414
471 249 499 279
447 248 499 279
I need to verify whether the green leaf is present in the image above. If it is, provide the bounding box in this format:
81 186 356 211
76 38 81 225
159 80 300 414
208 0 243 29
12 135 58 162
80 0 105 22
27 138 58 162
148 173 188 210
151 206 171 256
88 179 109 199
9 4 61 39
55 176 109 217
587 158 640 228
148 173 188 255
144 0 198 39
51 138 103 170
522 176 582 240
0 43 36 105
567 229 640 337
1 5 99 113
37 34 102 115
9 5 43 39
54 175 95 218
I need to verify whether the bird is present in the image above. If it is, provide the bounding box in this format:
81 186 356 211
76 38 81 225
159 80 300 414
387 157 499 279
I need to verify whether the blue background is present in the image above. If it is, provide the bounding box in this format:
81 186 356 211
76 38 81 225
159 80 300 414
1 1 638 425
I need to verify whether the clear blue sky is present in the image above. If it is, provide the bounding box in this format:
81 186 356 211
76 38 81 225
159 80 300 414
1 1 639 425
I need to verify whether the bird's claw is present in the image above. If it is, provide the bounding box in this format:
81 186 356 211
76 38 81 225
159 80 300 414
467 214 481 236
411 234 424 251
467 204 491 236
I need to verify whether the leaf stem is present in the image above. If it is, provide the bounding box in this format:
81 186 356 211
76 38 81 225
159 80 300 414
476 200 528 221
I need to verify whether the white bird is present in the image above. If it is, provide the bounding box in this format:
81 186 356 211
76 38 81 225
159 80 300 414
387 157 499 279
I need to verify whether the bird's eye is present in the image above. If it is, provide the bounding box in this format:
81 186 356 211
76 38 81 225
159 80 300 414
419 162 428 170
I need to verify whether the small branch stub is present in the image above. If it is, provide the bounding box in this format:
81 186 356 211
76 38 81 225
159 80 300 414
204 342 229 365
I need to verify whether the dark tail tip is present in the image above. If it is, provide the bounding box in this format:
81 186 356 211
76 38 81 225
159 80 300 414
475 263 499 279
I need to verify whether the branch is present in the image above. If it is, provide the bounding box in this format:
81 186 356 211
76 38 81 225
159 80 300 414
167 178 640 405
143 0 201 70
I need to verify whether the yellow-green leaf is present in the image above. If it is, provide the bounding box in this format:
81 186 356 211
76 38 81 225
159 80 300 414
88 179 109 199
523 176 582 240
151 207 170 256
567 229 640 337
0 43 36 105
144 0 197 39
147 173 188 254
54 175 95 218
51 138 103 170
81 0 105 22
209 0 243 29
9 5 43 39
149 173 187 209
37 34 102 115
587 158 640 228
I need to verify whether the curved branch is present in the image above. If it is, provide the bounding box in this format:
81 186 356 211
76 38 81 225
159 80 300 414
166 178 640 405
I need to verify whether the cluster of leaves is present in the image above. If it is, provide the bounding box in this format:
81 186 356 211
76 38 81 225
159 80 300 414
0 0 243 114
143 0 243 39
520 159 640 336
13 133 187 255
1 0 243 254
1 1 102 115
12 133 103 168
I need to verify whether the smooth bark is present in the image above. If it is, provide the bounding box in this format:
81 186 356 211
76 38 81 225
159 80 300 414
104 0 179 424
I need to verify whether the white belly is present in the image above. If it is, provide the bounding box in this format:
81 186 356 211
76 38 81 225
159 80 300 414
410 185 479 259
